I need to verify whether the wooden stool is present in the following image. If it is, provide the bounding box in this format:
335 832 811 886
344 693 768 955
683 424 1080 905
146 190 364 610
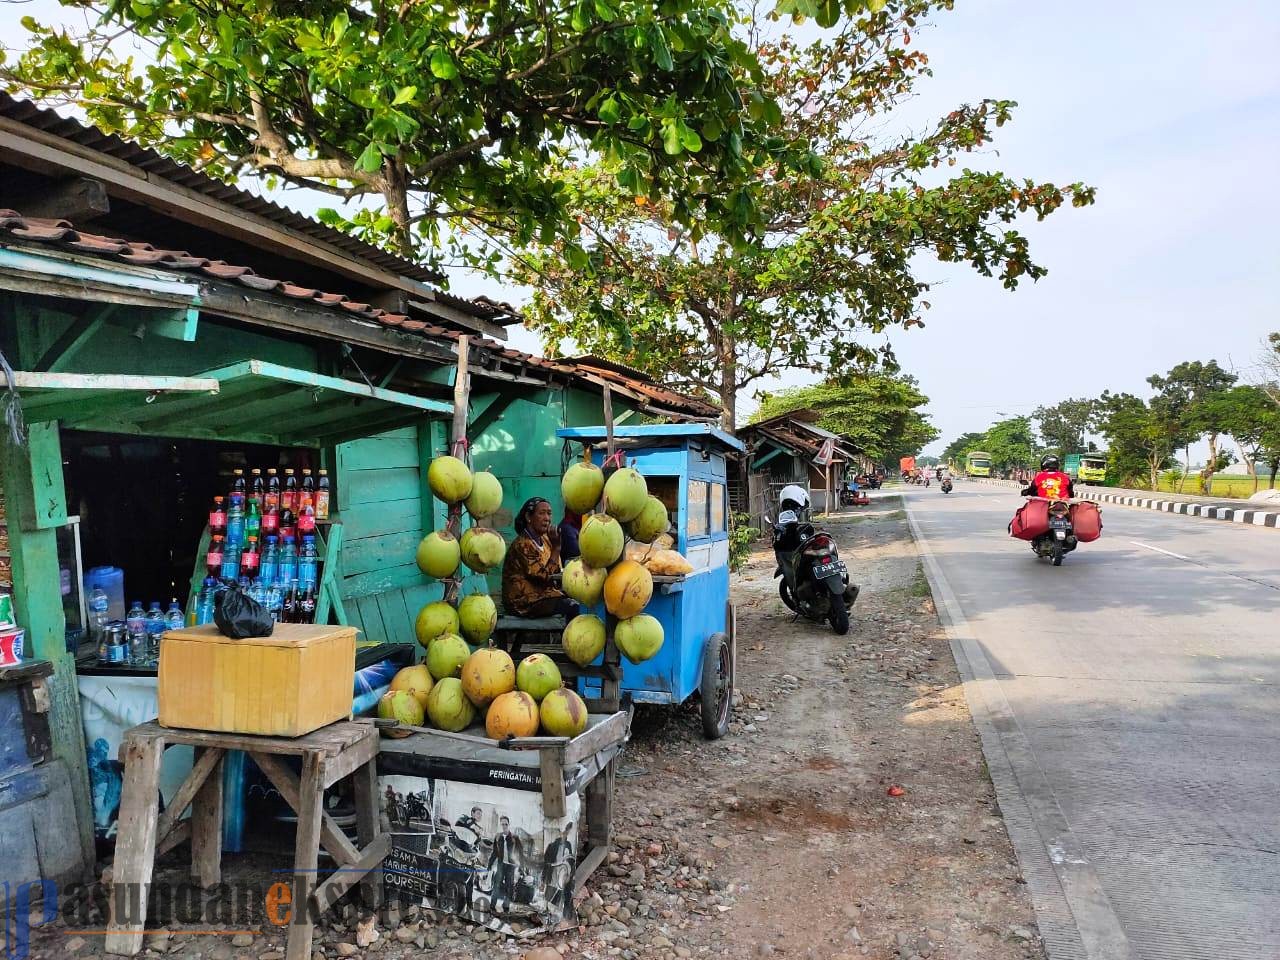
105 720 388 960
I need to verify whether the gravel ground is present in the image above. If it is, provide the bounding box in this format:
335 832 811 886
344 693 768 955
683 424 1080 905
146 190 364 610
31 498 1044 960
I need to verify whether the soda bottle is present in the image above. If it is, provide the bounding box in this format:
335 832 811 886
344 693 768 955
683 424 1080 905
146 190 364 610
281 580 299 623
299 586 317 624
298 535 319 591
209 496 227 536
206 534 226 577
89 587 110 646
300 469 315 512
196 577 219 625
279 507 297 543
231 468 247 498
266 582 283 622
297 502 316 535
260 535 280 586
265 468 281 511
250 468 265 508
241 536 261 578
278 536 299 586
221 538 241 581
246 497 262 541
282 468 298 512
226 494 246 545
97 621 114 665
315 469 331 521
262 503 279 536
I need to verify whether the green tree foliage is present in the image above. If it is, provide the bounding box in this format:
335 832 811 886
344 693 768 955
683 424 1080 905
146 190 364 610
1147 360 1237 490
1206 385 1280 491
513 0 1094 427
2 0 859 261
1095 391 1191 490
1033 398 1096 456
981 417 1038 472
750 373 938 464
941 432 984 466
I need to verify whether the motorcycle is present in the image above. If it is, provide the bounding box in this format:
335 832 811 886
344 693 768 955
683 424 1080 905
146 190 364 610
1035 500 1077 566
941 478 953 494
771 512 859 635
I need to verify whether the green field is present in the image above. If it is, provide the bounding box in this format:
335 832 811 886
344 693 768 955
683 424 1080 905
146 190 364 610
1146 476 1277 500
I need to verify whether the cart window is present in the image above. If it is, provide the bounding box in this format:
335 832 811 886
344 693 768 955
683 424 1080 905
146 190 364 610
710 482 726 533
687 480 709 537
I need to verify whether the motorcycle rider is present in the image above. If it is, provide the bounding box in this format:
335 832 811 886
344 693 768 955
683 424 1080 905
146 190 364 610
1022 455 1075 500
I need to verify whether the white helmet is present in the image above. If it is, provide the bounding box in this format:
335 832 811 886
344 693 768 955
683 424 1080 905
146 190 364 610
779 484 810 510
777 509 799 526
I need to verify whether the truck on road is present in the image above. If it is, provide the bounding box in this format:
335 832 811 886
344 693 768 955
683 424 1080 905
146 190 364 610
1063 452 1108 484
965 451 993 477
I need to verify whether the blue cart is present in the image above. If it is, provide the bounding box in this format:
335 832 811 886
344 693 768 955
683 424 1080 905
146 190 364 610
557 424 743 739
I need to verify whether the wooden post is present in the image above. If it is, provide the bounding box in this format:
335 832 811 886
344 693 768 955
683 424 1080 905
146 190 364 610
352 759 384 912
286 751 325 960
190 748 225 888
444 337 470 606
602 385 615 458
105 733 165 955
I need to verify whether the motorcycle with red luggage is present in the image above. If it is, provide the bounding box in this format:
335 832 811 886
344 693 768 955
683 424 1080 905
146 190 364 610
1009 456 1102 565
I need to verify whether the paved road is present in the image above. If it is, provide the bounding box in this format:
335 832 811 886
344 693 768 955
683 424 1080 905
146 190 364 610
903 483 1280 960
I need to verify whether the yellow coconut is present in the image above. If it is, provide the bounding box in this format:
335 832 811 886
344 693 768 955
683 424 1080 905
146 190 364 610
389 663 434 710
562 614 606 667
461 646 516 707
416 531 460 578
377 690 424 738
485 690 541 740
562 558 607 607
427 455 473 504
604 559 653 619
561 461 605 514
540 687 589 737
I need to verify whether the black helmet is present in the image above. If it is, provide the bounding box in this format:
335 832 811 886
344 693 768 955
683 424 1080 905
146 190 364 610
1041 455 1060 471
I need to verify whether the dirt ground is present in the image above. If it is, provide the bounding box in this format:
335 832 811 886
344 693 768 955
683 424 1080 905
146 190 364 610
31 499 1044 960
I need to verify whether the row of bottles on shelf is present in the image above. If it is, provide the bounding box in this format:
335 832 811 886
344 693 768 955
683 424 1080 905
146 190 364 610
206 532 319 588
211 467 330 544
193 576 318 626
92 593 183 666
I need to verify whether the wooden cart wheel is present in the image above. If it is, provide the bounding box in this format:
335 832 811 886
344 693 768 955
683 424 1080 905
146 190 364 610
700 631 733 740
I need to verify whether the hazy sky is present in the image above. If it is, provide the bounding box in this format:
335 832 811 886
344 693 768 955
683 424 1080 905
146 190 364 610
3 1 1277 454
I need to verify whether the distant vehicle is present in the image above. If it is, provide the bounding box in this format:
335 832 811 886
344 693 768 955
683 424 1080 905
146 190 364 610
965 451 993 477
1063 452 1108 484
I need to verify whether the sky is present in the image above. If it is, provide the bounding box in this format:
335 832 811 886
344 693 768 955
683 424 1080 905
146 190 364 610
3 1 1278 455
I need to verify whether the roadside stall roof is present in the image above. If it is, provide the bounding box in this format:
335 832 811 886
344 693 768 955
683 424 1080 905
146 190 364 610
558 423 745 453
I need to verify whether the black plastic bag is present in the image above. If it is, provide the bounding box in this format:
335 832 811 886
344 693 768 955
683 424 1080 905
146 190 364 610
214 582 275 639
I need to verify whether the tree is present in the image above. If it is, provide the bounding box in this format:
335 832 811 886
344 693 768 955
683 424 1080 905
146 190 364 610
1095 391 1189 491
1147 360 1237 492
1208 385 1280 492
514 0 1095 428
1033 398 1096 457
750 373 938 465
2 0 823 261
941 432 985 467
1259 333 1280 407
981 417 1038 473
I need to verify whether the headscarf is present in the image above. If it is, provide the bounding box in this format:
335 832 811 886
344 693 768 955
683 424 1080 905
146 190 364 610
514 497 549 538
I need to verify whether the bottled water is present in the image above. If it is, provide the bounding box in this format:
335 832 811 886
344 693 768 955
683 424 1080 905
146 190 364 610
298 535 319 591
278 537 298 586
165 599 184 632
126 600 146 661
196 577 219 625
142 602 165 665
260 536 280 585
88 587 110 646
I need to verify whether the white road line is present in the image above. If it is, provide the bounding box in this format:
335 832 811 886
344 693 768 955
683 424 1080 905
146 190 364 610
1129 540 1190 561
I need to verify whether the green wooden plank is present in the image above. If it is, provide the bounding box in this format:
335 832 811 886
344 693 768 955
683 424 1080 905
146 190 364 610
27 422 69 529
199 359 451 414
340 562 427 601
354 595 389 644
339 435 419 471
341 467 421 506
339 499 423 542
374 425 419 441
341 528 424 578
376 589 414 646
401 582 443 621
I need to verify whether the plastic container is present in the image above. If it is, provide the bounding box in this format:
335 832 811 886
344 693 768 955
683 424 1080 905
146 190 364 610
84 566 126 621
1070 501 1103 542
1009 499 1051 541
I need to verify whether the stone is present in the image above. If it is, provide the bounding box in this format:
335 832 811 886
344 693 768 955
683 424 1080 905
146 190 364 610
259 953 284 960
709 837 731 850
335 944 358 957
1008 926 1035 942
845 927 862 944
209 945 233 960
756 945 776 957
232 934 255 948
651 935 673 948
473 929 490 943
394 927 418 944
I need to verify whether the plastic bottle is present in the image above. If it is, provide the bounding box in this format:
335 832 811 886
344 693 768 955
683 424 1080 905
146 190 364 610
250 468 265 509
282 468 298 513
245 498 262 542
88 587 110 646
164 600 184 654
208 496 227 536
279 507 297 543
231 468 247 498
196 577 219 625
126 600 146 651
141 602 165 664
241 536 261 579
249 577 267 605
315 469 331 521
300 469 315 512
298 535 319 591
299 585 317 624
278 536 298 587
206 534 226 578
226 494 246 546
265 581 283 622
297 502 316 536
265 468 281 511
260 535 280 586
221 538 241 581
281 580 299 624
261 503 279 537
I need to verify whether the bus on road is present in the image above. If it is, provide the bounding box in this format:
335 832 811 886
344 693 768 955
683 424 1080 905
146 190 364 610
965 451 993 477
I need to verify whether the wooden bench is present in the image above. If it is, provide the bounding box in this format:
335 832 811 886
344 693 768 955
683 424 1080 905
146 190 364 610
105 720 387 960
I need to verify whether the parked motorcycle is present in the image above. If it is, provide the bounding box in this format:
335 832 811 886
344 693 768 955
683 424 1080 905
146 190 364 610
770 486 859 634
941 478 953 494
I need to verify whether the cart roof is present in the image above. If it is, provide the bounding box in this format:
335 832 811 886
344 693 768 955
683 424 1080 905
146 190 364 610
557 423 745 452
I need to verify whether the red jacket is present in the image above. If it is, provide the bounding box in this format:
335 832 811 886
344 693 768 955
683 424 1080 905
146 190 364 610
1025 471 1074 500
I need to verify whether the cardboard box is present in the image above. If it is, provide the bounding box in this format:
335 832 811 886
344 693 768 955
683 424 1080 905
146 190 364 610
158 624 357 737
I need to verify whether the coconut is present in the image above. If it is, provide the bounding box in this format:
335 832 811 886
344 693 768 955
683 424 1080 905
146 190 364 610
614 613 665 664
425 633 471 680
561 461 605 514
540 687 589 737
627 495 670 543
389 664 434 709
415 601 459 648
427 455 473 504
461 646 516 707
416 531 460 579
466 470 504 520
561 614 606 667
604 559 653 619
459 527 507 573
377 689 424 737
458 593 498 644
485 690 541 740
516 654 563 702
579 514 624 568
426 677 476 732
562 558 607 607
603 467 648 522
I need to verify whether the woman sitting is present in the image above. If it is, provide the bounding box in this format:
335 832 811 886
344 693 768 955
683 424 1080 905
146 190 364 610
501 497 579 619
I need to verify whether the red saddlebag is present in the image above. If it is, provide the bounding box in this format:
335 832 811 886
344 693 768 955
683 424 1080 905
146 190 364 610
1009 499 1050 541
1070 501 1103 542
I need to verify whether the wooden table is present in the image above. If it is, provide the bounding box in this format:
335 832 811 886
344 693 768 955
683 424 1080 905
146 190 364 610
105 720 388 960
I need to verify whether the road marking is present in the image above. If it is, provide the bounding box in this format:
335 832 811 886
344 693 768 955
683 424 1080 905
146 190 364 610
1129 540 1190 561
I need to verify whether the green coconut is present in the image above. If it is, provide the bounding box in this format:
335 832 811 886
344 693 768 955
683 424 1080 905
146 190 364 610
415 601 460 648
460 527 507 573
627 496 670 543
425 633 471 680
426 677 476 732
466 470 504 520
377 689 424 738
516 654 563 702
540 687 589 737
561 461 605 514
458 592 498 644
416 530 460 579
603 467 648 522
427 455 474 504
579 514 624 568
562 558 607 607
614 613 665 664
561 614 606 667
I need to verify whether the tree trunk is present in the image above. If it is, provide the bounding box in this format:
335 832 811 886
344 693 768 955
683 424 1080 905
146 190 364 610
1177 445 1189 493
718 334 738 433
381 162 413 257
1271 457 1280 490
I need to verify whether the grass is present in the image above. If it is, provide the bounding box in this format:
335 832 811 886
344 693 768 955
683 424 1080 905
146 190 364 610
1149 476 1277 499
909 561 931 598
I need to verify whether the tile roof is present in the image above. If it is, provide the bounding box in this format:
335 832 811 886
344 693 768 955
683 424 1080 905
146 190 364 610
0 210 720 419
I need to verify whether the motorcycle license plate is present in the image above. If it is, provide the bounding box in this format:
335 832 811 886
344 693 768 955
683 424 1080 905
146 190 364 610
1054 530 1067 540
813 560 845 578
